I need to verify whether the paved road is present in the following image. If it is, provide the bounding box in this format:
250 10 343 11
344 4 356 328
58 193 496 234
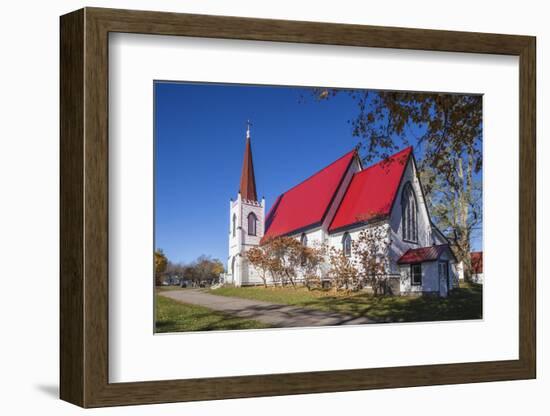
158 289 373 327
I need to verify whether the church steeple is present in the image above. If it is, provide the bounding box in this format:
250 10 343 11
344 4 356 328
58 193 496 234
228 121 264 286
239 121 258 202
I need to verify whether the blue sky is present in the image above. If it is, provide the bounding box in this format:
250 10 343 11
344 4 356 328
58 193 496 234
154 81 482 265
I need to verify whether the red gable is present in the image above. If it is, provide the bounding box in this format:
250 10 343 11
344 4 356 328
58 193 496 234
263 150 357 240
397 244 452 264
329 147 412 232
471 252 483 274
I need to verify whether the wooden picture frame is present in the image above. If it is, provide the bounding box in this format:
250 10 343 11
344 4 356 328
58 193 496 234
60 7 536 408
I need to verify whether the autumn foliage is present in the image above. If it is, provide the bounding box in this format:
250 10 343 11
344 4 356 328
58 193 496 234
154 249 168 286
246 226 392 294
247 236 327 289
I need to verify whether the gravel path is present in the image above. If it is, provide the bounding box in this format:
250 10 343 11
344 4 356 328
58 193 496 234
158 289 373 327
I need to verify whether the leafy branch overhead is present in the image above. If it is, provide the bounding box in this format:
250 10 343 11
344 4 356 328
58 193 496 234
312 88 483 278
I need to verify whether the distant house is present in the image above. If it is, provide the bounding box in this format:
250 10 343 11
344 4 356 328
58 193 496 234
226 126 459 296
162 275 181 286
470 251 483 283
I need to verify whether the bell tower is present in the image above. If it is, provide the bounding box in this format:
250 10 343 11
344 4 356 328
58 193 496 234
227 122 265 286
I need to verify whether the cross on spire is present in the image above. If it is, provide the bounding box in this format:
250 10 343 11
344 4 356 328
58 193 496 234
246 119 252 139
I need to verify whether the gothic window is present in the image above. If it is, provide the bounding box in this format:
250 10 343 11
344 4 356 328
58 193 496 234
342 232 352 257
401 182 418 242
300 233 308 247
232 214 236 237
247 212 257 236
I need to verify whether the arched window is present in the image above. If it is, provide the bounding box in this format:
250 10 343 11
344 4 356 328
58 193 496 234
232 214 236 237
300 233 308 247
247 212 257 236
401 182 418 242
342 232 352 257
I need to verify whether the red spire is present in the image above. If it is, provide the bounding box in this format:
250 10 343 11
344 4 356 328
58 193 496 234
239 126 258 202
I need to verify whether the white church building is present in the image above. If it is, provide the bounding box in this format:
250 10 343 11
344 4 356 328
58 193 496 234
226 126 459 296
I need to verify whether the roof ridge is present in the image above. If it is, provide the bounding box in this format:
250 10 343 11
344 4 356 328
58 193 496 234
272 148 357 198
263 148 359 239
354 146 413 176
328 146 413 232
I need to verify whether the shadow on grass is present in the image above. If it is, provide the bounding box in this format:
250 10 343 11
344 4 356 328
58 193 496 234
157 284 483 332
297 284 483 323
155 295 270 333
156 315 266 332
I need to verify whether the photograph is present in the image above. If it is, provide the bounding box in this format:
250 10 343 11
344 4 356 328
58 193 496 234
153 81 483 333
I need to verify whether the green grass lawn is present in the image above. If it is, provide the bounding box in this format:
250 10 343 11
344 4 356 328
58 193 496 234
155 293 271 333
210 283 482 323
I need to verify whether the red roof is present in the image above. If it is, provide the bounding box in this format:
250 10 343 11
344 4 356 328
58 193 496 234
471 252 483 274
329 147 412 232
397 244 452 264
239 136 258 201
263 150 357 240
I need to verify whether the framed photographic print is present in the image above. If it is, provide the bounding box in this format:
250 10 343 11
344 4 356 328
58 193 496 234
60 7 536 408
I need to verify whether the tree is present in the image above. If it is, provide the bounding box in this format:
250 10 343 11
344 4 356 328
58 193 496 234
312 89 482 278
194 255 225 285
247 236 323 288
211 260 225 278
326 247 359 292
267 236 310 287
165 260 194 285
353 226 391 295
298 245 326 290
154 249 168 286
252 237 297 287
246 246 272 287
182 264 199 285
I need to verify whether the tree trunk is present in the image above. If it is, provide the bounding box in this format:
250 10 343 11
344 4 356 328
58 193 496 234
456 156 472 281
